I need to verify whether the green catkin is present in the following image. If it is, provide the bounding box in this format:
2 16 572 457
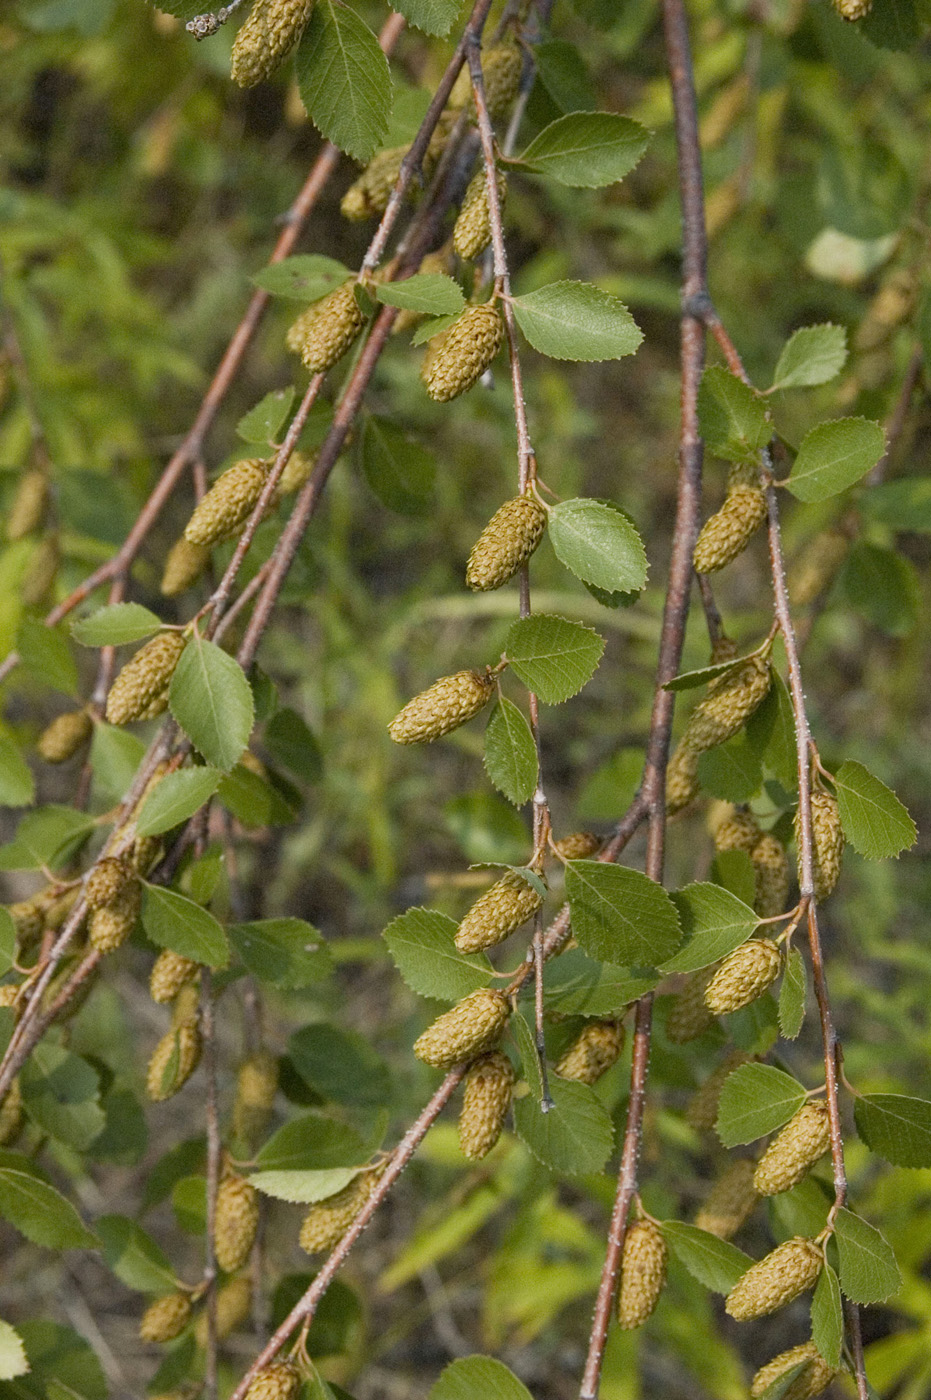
832 0 871 16
194 1274 252 1346
695 1158 758 1239
389 668 496 744
0 1079 23 1146
184 458 269 547
616 1220 668 1329
37 708 92 763
214 1174 260 1273
421 303 503 401
230 0 314 87
106 633 186 726
414 988 511 1068
454 870 545 953
7 470 48 540
286 282 365 374
341 146 406 221
665 964 719 1043
465 492 547 591
797 790 845 902
139 1292 192 1343
458 1051 515 1160
725 1237 823 1320
684 653 772 752
233 1049 279 1145
453 168 507 261
149 950 199 1004
685 1049 750 1130
146 1019 202 1101
161 537 211 595
243 1362 303 1400
753 1101 831 1196
298 1169 381 1254
553 831 602 860
750 1342 836 1399
554 1020 625 1085
692 485 768 574
703 938 782 1016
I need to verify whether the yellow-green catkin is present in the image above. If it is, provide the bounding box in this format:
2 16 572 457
453 168 507 261
685 654 772 753
8 895 47 945
750 1342 836 1400
455 871 545 953
195 1274 252 1346
244 1361 303 1400
286 282 365 374
0 1079 23 1147
685 1049 749 1130
712 805 761 855
230 0 314 87
22 533 60 605
725 1236 822 1320
465 492 547 591
704 939 781 1016
139 1292 192 1343
233 1049 279 1146
161 537 211 596
106 632 186 726
554 1020 625 1085
147 1019 202 1101
789 527 849 606
832 0 871 17
753 1101 831 1197
458 1051 515 1160
665 965 718 1043
184 458 268 547
214 1174 260 1273
798 790 845 902
150 950 199 1004
752 832 791 918
554 831 602 860
389 668 495 744
85 856 134 910
37 708 92 763
616 1220 668 1329
341 146 406 221
277 449 315 494
478 41 523 121
7 470 48 540
132 834 163 877
421 303 503 401
0 985 19 1011
89 880 142 953
299 1169 380 1254
693 485 768 574
695 1158 759 1239
665 742 700 814
414 988 511 1068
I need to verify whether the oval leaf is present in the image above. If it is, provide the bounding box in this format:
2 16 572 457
833 1207 901 1304
483 698 538 806
663 883 758 973
375 273 465 315
834 759 916 859
511 282 642 362
0 1155 98 1250
294 1 392 163
252 255 352 303
786 417 886 503
96 1214 177 1293
505 613 604 703
697 366 771 461
778 946 807 1040
547 498 648 593
361 416 436 516
516 113 649 188
854 1093 931 1168
237 386 295 443
228 917 331 988
565 860 682 965
72 603 163 648
381 907 494 1002
811 1262 843 1368
136 766 223 837
716 1063 807 1147
0 1319 28 1382
513 1076 614 1176
141 884 229 968
660 1221 752 1293
168 634 254 773
770 324 848 391
429 1356 533 1400
0 734 35 808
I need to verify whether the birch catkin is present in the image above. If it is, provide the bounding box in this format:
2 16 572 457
230 0 314 87
389 669 495 744
458 1051 514 1160
455 870 545 953
725 1237 822 1319
414 988 511 1068
616 1220 668 1328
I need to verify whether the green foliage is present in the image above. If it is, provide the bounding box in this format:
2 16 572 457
512 1077 614 1176
141 884 229 968
715 1064 808 1146
515 113 650 188
698 367 771 461
71 603 162 647
504 614 604 703
663 882 757 972
511 282 642 361
169 634 254 772
483 698 538 806
769 324 848 392
381 908 494 1000
660 1221 751 1293
547 498 648 593
785 418 886 502
295 2 392 162
566 859 681 964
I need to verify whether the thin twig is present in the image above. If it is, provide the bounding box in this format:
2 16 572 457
201 970 222 1400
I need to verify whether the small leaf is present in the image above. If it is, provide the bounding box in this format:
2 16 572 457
786 417 886 503
289 1024 390 1109
854 1093 931 1168
382 907 496 1002
745 673 797 790
663 883 758 973
811 1263 843 1368
697 366 771 461
141 884 229 968
505 613 604 703
770 324 848 391
533 40 597 114
411 312 458 345
375 273 465 315
516 113 649 188
778 947 807 1040
483 699 538 806
565 860 682 965
236 386 295 443
0 804 94 871
547 498 648 594
361 416 436 516
20 1042 105 1150
389 0 462 34
660 1221 752 1293
696 735 763 803
250 1167 363 1204
0 1153 98 1249
71 603 163 648
510 281 642 362
429 1356 534 1400
838 540 919 637
255 1112 369 1171
541 948 655 1015
89 724 146 802
0 733 35 808
834 759 916 859
16 618 79 695
264 707 323 782
663 658 745 692
512 1010 545 1102
716 1064 807 1147
169 633 254 773
860 476 931 533
228 917 331 988
833 1207 901 1304
513 1076 614 1176
252 254 352 303
217 763 297 828
294 1 392 163
0 1318 29 1381
136 767 223 837
96 1214 177 1293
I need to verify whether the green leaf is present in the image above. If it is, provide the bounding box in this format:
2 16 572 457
20 1042 105 1150
697 366 771 461
89 723 146 802
250 1166 363 1204
71 603 163 648
513 1076 614 1176
483 699 538 806
745 673 797 790
547 498 648 594
289 1024 390 1109
430 1356 533 1400
860 477 931 533
715 1064 807 1147
96 1214 177 1292
511 282 642 362
512 1010 545 1102
834 759 916 858
236 386 295 443
0 1154 97 1249
136 766 223 836
411 311 459 345
854 1093 931 1168
217 762 298 828
860 0 920 48
255 1111 369 1169
770 324 848 391
785 417 886 503
838 540 919 637
168 633 254 772
811 1263 843 1369
0 1320 29 1382
711 849 756 908
660 1221 752 1293
264 707 323 782
539 948 656 1015
389 0 461 34
662 883 758 973
769 1177 832 1241
533 40 597 114
565 860 681 965
361 416 436 516
663 658 744 692
778 947 807 1040
381 907 494 1001
16 619 78 695
505 614 604 703
251 254 352 303
171 1174 207 1234
516 113 649 188
375 274 465 315
696 735 763 803
0 909 14 979
11 1319 106 1400
141 884 229 968
294 2 392 163
833 1208 902 1304
0 733 35 808
0 804 94 871
228 917 331 988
